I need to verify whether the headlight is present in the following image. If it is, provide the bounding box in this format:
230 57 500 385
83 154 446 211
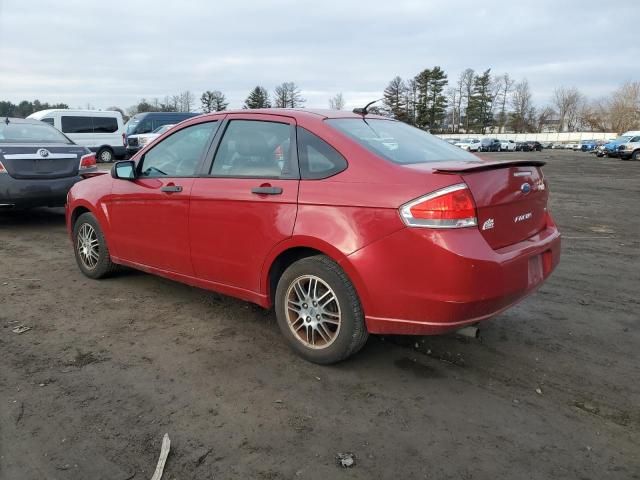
139 137 148 145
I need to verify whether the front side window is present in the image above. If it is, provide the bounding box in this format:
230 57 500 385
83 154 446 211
211 120 295 178
61 116 93 134
327 119 478 164
138 121 218 177
297 127 347 179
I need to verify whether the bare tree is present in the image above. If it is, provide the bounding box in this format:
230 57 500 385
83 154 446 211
495 73 514 133
445 87 458 132
273 82 306 108
553 86 583 132
536 106 556 132
510 79 534 133
178 91 195 112
608 81 640 132
328 92 345 110
580 98 611 132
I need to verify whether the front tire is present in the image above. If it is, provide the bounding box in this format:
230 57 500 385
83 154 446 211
275 255 368 364
73 212 118 279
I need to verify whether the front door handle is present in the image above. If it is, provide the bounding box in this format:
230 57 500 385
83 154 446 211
161 184 183 193
251 186 283 195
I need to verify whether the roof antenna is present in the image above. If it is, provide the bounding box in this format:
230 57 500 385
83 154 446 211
353 99 382 116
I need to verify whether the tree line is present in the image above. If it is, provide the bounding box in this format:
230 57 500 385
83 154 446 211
381 68 640 134
2 76 638 134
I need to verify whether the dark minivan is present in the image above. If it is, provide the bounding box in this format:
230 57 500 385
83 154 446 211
124 112 199 156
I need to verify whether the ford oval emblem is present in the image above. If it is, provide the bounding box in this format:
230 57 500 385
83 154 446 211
37 148 50 158
520 182 531 194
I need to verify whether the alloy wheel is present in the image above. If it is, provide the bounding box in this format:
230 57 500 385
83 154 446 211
285 275 341 349
77 223 99 269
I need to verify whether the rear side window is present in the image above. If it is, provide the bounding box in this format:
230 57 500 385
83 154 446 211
61 116 93 134
61 116 118 134
211 120 295 179
327 118 477 164
297 127 347 179
41 118 54 126
92 117 118 133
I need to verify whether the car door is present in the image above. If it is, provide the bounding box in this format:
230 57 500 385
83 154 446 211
189 114 299 294
108 119 221 275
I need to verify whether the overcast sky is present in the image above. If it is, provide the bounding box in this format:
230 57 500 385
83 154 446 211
0 0 638 111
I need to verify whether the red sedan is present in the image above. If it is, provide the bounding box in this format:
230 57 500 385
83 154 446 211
66 109 561 364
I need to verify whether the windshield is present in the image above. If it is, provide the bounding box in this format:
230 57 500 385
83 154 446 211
326 119 477 164
614 136 631 142
125 119 140 135
0 121 73 144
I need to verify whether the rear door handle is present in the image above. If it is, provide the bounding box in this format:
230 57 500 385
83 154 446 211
161 185 183 193
251 186 283 195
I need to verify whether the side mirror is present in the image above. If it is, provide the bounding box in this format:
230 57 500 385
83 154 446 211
111 160 136 180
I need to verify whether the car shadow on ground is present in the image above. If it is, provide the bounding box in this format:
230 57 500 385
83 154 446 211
0 207 66 226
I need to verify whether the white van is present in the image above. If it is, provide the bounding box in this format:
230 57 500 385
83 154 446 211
27 109 125 162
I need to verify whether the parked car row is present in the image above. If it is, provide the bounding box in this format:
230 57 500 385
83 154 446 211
452 138 542 152
595 131 640 160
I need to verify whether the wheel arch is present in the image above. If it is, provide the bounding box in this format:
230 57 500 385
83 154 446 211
261 237 370 311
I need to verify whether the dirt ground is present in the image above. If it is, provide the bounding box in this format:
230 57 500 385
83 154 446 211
1 150 638 480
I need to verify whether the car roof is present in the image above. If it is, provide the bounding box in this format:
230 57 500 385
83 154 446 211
197 108 390 122
29 109 122 119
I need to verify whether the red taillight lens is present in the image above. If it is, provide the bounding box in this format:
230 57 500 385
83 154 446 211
79 153 96 170
400 184 477 228
0 160 7 174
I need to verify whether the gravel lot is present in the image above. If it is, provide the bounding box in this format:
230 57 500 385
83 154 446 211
1 150 638 479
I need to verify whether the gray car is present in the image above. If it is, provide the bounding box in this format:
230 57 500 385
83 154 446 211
0 118 96 208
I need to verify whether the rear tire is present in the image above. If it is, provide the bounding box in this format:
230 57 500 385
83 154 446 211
73 212 118 279
275 255 368 364
632 150 640 161
97 147 114 163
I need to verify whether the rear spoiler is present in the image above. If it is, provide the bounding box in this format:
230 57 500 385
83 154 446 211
434 159 546 173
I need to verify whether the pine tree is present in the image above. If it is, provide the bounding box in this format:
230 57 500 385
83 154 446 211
382 76 408 121
415 66 448 131
426 66 448 131
466 69 494 133
201 90 228 113
244 86 271 109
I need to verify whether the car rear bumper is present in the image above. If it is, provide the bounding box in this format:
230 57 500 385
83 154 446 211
0 174 81 208
346 213 561 335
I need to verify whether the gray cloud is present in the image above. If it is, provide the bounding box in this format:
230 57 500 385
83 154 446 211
0 0 637 110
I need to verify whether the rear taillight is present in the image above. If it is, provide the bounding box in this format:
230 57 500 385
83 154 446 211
0 161 6 174
400 183 477 228
79 153 96 170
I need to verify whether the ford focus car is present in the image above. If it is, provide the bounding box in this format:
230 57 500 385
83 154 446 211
1 118 97 209
65 109 561 364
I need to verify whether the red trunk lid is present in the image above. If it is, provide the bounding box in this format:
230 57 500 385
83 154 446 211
436 161 548 249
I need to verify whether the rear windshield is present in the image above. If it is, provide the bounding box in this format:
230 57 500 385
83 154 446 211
326 119 477 164
0 121 73 144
